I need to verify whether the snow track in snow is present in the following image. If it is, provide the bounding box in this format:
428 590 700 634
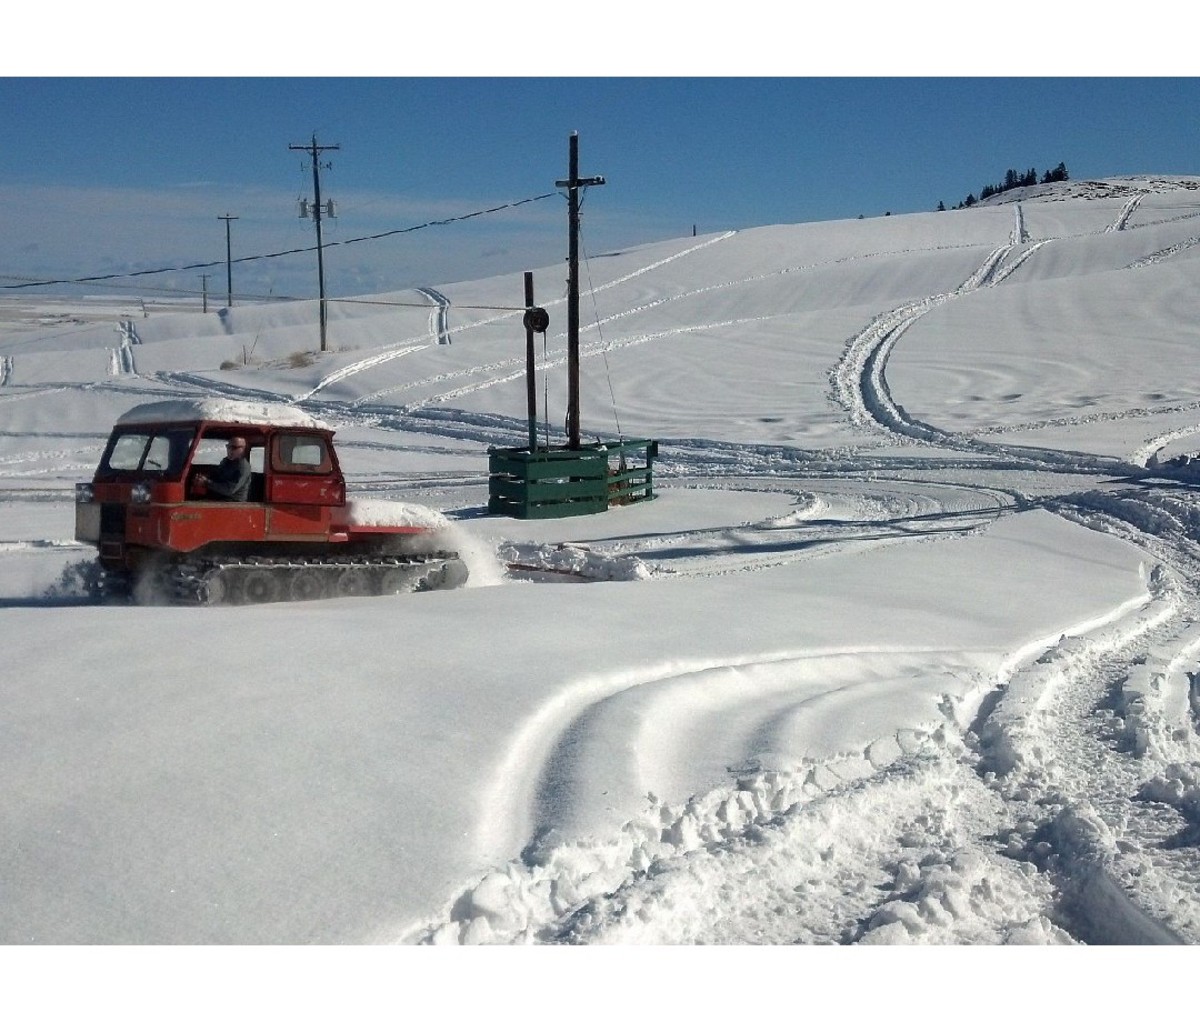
1012 203 1029 244
409 211 1200 945
825 223 1200 942
308 233 745 407
413 545 1199 944
414 286 453 345
1125 236 1200 269
416 742 1075 945
107 319 139 376
819 228 1200 942
412 485 1200 945
1107 193 1144 232
973 557 1198 943
293 343 428 403
831 242 1069 457
9 180 1200 946
311 212 1200 947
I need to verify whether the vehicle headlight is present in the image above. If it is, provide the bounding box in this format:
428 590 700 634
75 483 95 504
131 482 153 504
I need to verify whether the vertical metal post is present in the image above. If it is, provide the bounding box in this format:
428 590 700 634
524 271 538 452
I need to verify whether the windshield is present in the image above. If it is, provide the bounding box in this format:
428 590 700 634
99 428 196 477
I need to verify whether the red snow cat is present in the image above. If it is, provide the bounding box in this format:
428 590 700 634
74 399 468 604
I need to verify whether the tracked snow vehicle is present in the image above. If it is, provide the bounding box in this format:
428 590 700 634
74 399 467 604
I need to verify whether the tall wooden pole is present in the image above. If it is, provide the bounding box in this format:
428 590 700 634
311 147 329 351
290 135 340 352
565 136 581 448
555 132 604 449
218 214 238 307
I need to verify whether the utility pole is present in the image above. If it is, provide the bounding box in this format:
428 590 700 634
217 214 238 307
200 273 210 313
290 134 340 351
555 132 605 449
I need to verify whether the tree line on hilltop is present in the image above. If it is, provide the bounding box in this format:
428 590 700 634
938 162 1069 211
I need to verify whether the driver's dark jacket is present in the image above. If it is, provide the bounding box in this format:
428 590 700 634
207 456 251 501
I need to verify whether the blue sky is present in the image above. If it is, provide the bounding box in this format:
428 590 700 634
3 67 1197 302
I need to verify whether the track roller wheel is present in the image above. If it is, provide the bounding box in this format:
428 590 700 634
240 568 282 605
288 570 327 602
202 570 240 606
333 568 374 598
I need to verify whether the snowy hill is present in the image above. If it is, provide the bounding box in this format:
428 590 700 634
2 174 1200 949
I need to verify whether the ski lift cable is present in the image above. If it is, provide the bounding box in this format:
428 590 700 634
542 328 552 450
580 230 624 441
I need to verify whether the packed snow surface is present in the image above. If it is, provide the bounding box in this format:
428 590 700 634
3 176 1200 954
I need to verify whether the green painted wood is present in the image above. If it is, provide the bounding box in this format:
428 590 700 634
487 439 659 519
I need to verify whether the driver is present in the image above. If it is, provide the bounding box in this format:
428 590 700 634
199 436 252 501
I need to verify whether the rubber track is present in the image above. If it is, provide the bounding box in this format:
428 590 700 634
162 552 466 605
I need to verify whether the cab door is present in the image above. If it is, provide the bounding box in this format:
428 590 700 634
265 431 345 538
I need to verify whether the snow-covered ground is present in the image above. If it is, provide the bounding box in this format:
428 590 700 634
3 177 1200 969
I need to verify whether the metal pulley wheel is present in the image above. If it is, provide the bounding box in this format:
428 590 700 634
523 306 550 333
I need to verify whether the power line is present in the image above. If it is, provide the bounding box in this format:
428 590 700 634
2 191 560 292
0 271 533 312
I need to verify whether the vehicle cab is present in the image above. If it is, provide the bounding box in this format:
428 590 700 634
76 399 348 572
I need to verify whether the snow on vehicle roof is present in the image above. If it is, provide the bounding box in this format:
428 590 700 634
116 399 329 430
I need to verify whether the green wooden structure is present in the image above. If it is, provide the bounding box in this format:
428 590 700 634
488 134 659 520
488 439 658 519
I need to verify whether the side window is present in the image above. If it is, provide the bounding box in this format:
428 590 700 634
272 434 332 474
